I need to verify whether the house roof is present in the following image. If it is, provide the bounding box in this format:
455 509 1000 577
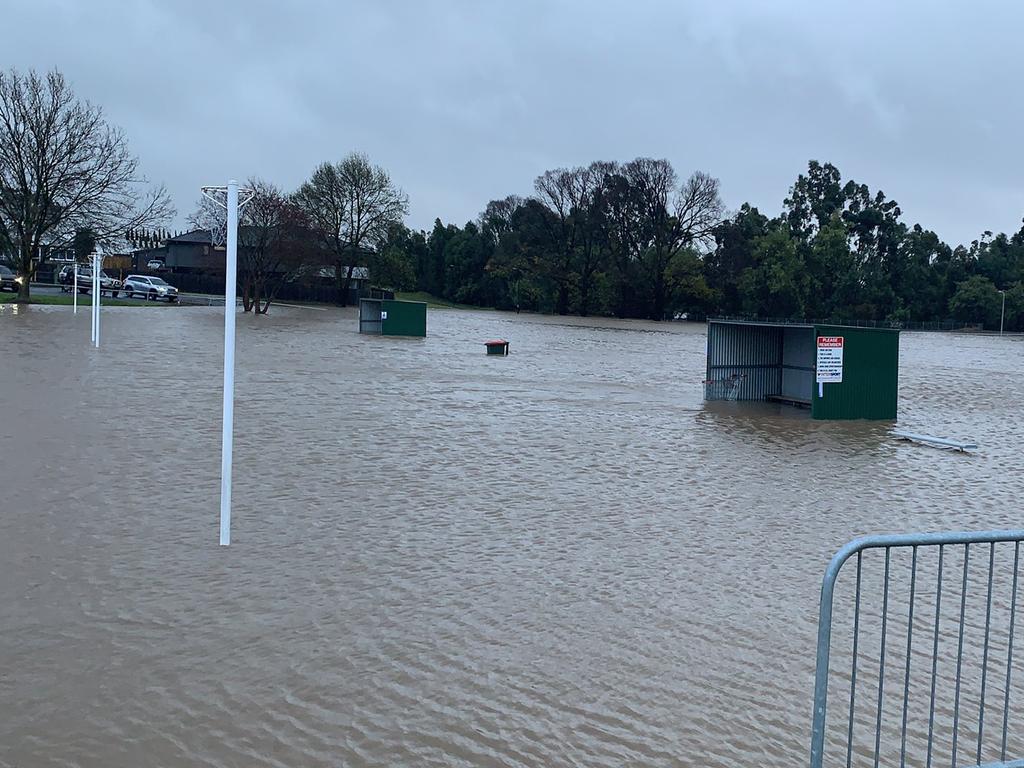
168 230 213 244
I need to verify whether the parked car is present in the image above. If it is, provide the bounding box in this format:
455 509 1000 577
57 265 122 296
146 259 165 270
0 264 23 292
123 274 179 302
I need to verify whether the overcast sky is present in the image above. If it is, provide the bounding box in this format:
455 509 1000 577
5 0 1022 246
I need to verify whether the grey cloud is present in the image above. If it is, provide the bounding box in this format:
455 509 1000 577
4 0 1021 244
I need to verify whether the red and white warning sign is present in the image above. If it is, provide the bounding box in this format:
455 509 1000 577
816 336 844 384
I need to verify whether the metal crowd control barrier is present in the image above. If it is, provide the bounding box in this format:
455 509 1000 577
811 531 1024 768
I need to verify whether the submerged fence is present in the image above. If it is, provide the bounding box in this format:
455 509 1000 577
709 316 981 332
811 531 1024 768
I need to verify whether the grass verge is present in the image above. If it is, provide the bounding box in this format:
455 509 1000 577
0 293 156 307
395 291 489 310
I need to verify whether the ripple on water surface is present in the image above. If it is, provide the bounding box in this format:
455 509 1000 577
0 305 1021 767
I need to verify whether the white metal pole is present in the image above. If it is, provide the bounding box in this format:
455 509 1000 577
1000 291 1006 336
220 179 239 546
73 263 78 314
90 256 96 343
95 254 100 348
92 254 99 347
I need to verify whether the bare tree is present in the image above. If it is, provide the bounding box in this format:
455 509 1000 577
189 178 324 314
239 180 322 314
293 152 409 306
532 162 616 315
624 159 723 318
0 68 172 300
533 168 579 314
189 195 228 247
568 161 615 317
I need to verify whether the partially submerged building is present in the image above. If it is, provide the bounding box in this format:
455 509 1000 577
359 298 427 337
704 319 899 420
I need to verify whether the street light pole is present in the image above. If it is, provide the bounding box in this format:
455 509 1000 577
999 289 1006 336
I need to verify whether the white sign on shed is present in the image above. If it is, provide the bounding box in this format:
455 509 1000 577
816 336 844 384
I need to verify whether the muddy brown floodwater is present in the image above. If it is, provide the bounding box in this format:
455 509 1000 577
1 304 1022 767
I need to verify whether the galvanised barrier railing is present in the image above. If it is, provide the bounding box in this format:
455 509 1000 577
811 531 1024 768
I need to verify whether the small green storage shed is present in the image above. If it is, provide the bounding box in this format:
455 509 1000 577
704 319 899 420
359 298 427 337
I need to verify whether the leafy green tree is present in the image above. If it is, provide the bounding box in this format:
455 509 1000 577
1002 282 1024 332
665 247 712 316
370 223 418 291
422 219 455 295
841 182 904 320
784 161 845 240
891 225 951 321
949 275 1001 327
368 246 416 291
739 225 807 318
706 204 770 315
479 196 531 311
974 229 1024 289
806 216 860 319
443 222 492 304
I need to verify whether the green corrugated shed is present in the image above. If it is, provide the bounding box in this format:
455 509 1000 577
705 319 899 420
810 324 899 420
358 298 427 337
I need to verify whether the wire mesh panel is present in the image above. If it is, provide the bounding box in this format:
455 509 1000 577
703 374 747 401
811 532 1024 768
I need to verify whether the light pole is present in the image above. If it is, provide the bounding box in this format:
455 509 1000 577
999 289 1006 336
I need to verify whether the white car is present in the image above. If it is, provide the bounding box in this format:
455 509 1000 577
147 259 165 270
123 274 179 302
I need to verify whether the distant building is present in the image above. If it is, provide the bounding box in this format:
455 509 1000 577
132 229 218 273
132 230 371 290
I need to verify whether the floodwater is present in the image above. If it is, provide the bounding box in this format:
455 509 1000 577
0 304 1022 768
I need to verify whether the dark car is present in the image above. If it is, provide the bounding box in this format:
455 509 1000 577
0 265 22 292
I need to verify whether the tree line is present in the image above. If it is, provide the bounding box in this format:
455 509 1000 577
379 159 1023 331
1 67 1021 330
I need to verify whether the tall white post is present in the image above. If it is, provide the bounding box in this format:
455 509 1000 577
1000 290 1006 336
94 254 100 348
220 179 239 546
73 263 78 314
90 256 96 343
